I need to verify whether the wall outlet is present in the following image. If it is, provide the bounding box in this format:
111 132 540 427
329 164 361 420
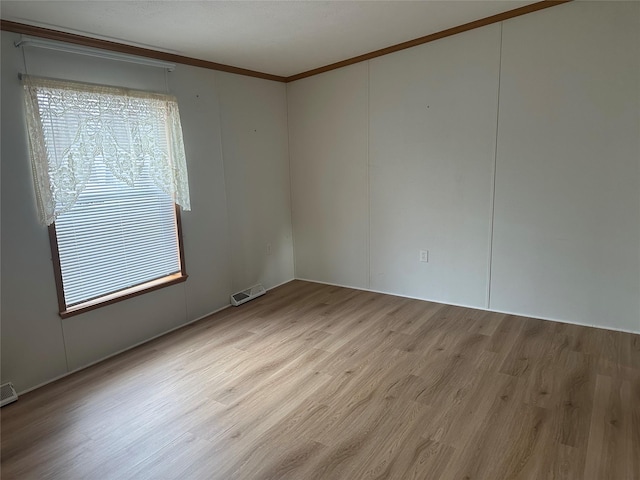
266 243 272 255
419 250 429 262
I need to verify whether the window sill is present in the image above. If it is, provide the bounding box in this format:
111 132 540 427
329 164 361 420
59 273 188 319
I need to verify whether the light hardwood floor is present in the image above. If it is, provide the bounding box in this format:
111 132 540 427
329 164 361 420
1 280 639 479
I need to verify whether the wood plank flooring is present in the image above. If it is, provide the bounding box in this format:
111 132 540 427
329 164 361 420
1 280 639 479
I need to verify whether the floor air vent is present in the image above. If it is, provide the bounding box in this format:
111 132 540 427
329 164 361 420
231 284 266 306
1 382 18 407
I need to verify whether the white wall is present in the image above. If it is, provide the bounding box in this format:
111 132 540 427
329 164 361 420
216 72 294 293
1 35 69 389
287 25 501 309
0 30 293 392
369 25 500 308
490 1 640 332
287 1 640 332
288 63 370 289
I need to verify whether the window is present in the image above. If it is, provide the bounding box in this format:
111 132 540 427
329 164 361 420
23 75 190 317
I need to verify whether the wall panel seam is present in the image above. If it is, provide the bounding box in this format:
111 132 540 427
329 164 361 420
486 22 503 310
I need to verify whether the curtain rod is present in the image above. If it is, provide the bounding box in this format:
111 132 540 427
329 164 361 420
15 36 176 71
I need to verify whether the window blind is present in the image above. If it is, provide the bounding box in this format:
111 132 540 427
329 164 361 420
55 161 180 306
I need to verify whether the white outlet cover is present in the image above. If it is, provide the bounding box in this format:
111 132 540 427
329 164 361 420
419 250 429 262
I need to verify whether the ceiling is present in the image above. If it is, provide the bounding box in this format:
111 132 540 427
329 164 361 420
1 1 535 78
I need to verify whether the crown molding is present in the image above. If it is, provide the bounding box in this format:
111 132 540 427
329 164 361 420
1 1 571 84
286 1 571 82
0 19 287 82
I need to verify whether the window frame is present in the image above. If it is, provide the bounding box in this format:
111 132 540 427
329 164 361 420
48 205 188 318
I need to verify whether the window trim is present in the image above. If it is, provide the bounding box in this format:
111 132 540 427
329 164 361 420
48 205 188 319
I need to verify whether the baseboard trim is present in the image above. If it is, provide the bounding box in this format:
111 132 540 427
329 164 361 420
16 278 297 396
15 275 636 395
295 277 640 335
265 277 296 292
16 303 232 396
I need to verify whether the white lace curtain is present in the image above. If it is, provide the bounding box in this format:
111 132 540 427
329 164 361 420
23 75 191 226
